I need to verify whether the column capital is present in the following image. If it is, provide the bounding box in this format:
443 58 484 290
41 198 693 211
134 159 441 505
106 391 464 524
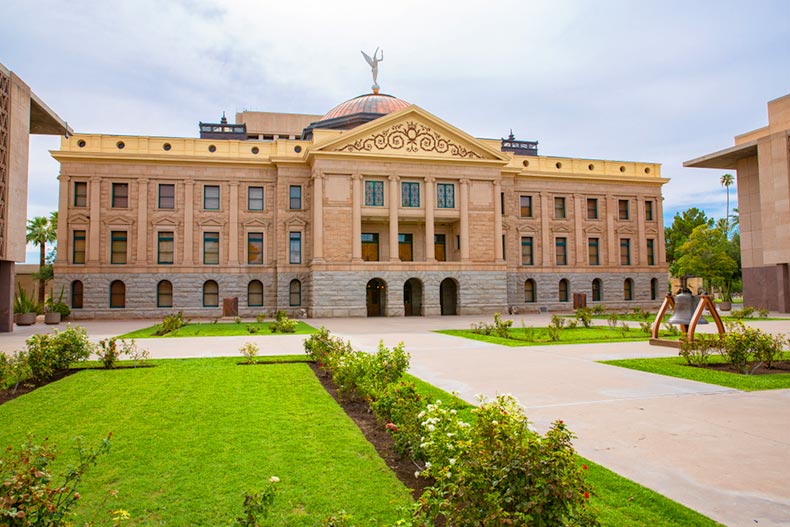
459 178 469 187
351 173 364 180
388 175 400 182
311 172 326 180
425 176 436 183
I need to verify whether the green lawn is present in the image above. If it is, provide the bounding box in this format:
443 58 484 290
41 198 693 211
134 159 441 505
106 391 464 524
588 313 788 322
403 373 721 526
118 321 318 339
437 326 679 347
601 354 790 391
0 358 410 526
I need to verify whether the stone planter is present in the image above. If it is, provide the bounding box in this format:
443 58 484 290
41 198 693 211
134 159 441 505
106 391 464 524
45 312 62 324
15 313 37 326
719 301 732 312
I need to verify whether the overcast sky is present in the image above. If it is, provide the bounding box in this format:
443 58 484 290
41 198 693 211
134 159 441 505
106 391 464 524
4 0 789 263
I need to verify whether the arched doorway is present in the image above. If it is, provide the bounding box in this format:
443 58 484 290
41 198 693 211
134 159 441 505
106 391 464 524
366 278 387 317
440 278 458 316
403 278 423 316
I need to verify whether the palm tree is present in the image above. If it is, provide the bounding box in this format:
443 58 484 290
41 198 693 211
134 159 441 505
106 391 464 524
26 214 57 304
720 173 735 234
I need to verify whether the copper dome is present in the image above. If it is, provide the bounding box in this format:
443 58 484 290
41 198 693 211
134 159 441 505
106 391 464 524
321 93 410 120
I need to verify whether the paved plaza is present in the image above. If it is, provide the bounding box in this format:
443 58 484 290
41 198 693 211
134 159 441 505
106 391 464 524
2 314 790 527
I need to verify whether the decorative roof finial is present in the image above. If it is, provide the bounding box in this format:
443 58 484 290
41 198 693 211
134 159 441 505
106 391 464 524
508 129 515 141
361 48 383 94
220 112 228 125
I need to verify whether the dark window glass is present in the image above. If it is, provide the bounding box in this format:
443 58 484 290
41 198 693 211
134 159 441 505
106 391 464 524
437 183 455 208
559 279 569 302
520 195 532 217
555 237 567 266
204 232 219 264
289 232 301 264
651 278 659 301
289 279 301 306
111 231 127 264
157 280 173 308
554 197 566 219
159 184 175 209
289 185 302 210
248 186 264 210
592 278 602 302
72 230 86 264
361 233 379 262
587 198 598 219
364 181 384 206
204 185 220 210
203 280 219 307
112 183 128 208
624 279 633 301
158 231 174 264
619 199 630 220
645 200 654 221
588 238 599 266
647 239 655 266
248 232 264 264
398 233 413 261
110 280 125 308
74 182 87 207
521 237 533 266
401 182 420 207
524 279 536 303
248 280 263 307
71 280 83 309
620 238 631 266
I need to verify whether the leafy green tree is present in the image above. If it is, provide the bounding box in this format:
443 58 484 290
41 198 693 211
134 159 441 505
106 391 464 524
26 211 58 305
674 224 739 300
720 173 735 234
664 207 713 270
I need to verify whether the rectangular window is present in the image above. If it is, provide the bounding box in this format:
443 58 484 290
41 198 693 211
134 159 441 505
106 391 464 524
72 230 86 264
289 185 302 210
619 199 630 220
555 237 567 265
647 239 655 266
502 234 506 260
500 192 505 214
620 238 631 265
248 186 264 210
204 185 220 210
248 232 264 264
554 197 566 219
434 234 446 261
158 184 175 209
74 182 87 207
289 232 301 264
401 182 420 207
521 237 533 266
364 181 384 206
112 183 128 208
645 200 654 221
361 233 379 261
110 231 127 264
398 233 413 261
203 232 219 264
587 198 598 220
588 238 600 266
520 195 532 218
437 183 455 208
157 231 174 264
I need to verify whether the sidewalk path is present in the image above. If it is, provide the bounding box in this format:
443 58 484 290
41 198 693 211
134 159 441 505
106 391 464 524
3 314 790 526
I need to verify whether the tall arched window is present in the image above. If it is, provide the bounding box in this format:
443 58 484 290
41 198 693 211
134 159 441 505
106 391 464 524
110 280 126 308
524 279 536 303
289 279 301 307
203 280 219 307
71 280 84 309
157 280 173 308
248 280 264 307
592 278 602 302
559 279 569 302
650 278 659 301
624 278 634 301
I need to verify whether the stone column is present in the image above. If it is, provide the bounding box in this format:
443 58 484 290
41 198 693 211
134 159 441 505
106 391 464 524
493 180 504 262
311 173 324 263
136 178 148 264
574 194 584 265
88 176 101 263
460 179 470 262
183 181 194 265
540 192 550 266
352 174 363 262
55 174 68 264
656 196 667 265
229 182 239 265
606 196 617 266
636 198 646 265
389 175 400 261
425 176 435 261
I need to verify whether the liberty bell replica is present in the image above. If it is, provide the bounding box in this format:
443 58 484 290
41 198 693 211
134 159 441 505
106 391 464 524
668 278 708 327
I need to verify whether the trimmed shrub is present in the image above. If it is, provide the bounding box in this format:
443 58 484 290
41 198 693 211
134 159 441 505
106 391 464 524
155 311 190 336
24 325 93 382
679 334 723 366
270 311 297 333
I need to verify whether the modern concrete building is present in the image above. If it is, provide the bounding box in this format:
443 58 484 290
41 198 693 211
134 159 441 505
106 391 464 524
685 94 790 312
0 63 70 332
53 89 668 318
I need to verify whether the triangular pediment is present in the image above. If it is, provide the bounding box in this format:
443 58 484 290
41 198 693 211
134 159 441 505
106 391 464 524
285 217 307 227
616 225 637 235
243 218 270 228
68 212 90 225
152 217 180 227
102 215 135 226
584 224 604 235
645 226 658 235
551 224 572 234
311 106 508 162
517 223 538 234
198 218 225 227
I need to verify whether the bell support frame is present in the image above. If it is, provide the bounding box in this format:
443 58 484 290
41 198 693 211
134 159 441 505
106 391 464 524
650 294 726 348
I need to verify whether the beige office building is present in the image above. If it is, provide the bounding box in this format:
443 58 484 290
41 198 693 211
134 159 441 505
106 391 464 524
685 94 790 312
53 90 668 318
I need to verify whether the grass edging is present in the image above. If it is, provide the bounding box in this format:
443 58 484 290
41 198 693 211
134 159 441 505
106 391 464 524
436 327 679 347
117 321 317 339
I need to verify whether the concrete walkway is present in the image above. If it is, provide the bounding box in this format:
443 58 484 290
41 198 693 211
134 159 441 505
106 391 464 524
2 314 790 526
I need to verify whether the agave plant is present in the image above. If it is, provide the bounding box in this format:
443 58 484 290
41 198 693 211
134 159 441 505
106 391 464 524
13 284 40 314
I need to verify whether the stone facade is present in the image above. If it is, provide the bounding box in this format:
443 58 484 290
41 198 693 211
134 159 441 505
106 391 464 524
53 98 669 319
